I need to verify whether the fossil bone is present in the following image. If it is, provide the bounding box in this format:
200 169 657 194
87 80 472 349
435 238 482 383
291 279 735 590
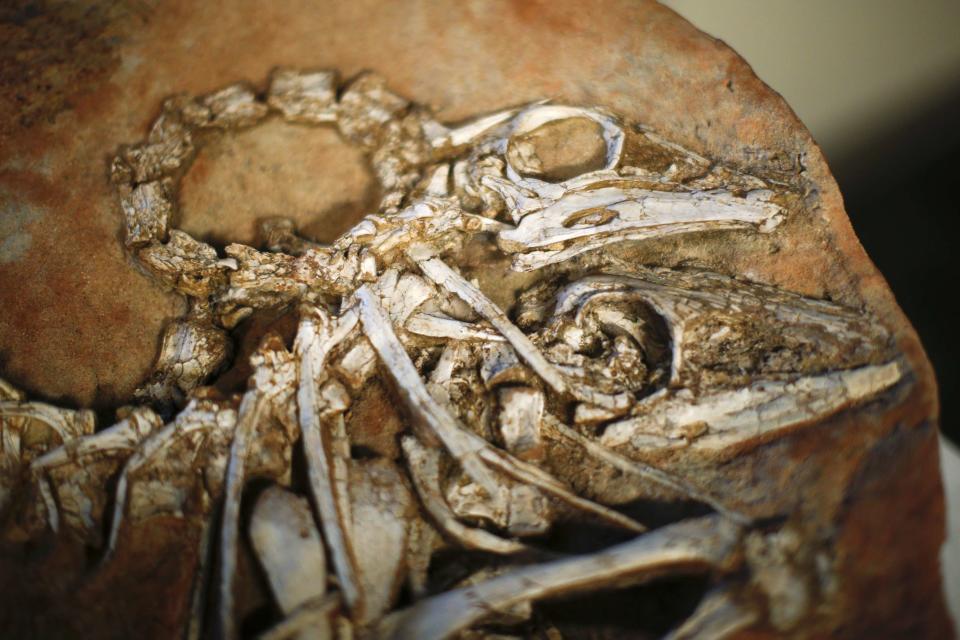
250 486 330 639
601 361 903 453
0 67 911 638
381 515 742 639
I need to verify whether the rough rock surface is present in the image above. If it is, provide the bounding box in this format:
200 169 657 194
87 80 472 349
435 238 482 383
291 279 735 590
0 1 950 638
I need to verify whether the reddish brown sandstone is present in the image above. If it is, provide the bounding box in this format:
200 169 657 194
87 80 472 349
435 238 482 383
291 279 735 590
0 1 949 637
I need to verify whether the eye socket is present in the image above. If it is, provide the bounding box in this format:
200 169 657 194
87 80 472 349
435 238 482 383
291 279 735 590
506 116 609 182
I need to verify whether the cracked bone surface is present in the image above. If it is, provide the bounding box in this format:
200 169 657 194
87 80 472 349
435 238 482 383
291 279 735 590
0 32 945 639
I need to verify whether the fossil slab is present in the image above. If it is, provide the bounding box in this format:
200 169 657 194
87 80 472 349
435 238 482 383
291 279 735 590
0 2 949 639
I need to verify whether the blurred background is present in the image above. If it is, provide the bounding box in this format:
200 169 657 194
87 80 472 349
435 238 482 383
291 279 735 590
661 0 960 622
662 0 960 445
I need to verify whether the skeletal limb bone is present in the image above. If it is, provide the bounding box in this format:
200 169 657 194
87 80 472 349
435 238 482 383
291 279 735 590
103 400 236 562
30 407 161 534
382 515 742 640
355 285 500 496
258 593 341 640
662 585 759 640
540 415 750 525
250 487 330 640
412 252 631 413
219 391 268 639
401 435 525 554
358 285 643 533
295 306 363 614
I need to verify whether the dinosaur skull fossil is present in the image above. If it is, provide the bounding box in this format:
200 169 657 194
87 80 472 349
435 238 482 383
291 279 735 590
0 69 902 639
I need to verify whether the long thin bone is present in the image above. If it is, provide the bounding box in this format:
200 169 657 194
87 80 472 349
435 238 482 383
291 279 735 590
218 390 268 640
356 285 499 497
358 285 642 532
258 593 341 640
295 307 362 614
187 511 215 640
412 252 631 412
540 415 750 525
406 312 506 342
31 408 159 471
382 515 741 640
663 585 758 640
401 436 525 555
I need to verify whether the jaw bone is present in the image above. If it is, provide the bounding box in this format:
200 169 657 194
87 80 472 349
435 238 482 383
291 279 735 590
497 186 783 271
445 102 783 271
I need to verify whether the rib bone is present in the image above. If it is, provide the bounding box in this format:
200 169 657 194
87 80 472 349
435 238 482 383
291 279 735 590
295 306 363 614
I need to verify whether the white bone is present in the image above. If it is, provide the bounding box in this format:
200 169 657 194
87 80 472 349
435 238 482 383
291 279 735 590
406 313 505 342
402 435 525 550
663 586 759 640
414 253 631 413
382 515 741 640
498 387 544 461
250 487 328 623
497 188 782 271
295 306 363 614
602 361 903 452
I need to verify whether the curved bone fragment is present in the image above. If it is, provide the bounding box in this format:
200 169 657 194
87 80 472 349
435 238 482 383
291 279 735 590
295 306 363 614
497 188 782 271
31 406 162 538
382 515 741 640
348 458 417 626
258 593 341 640
2 387 96 516
401 436 525 555
602 361 903 453
663 585 759 640
250 486 329 640
104 399 237 561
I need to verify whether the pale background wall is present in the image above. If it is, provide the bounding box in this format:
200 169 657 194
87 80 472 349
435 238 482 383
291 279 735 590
661 0 960 165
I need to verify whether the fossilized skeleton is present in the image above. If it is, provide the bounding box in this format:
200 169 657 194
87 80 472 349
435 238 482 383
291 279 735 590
0 69 903 639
